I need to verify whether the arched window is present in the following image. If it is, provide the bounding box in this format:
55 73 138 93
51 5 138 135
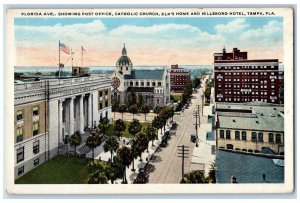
258 132 264 142
268 133 274 143
226 130 231 139
251 132 257 142
130 81 133 86
147 82 150 86
276 134 281 144
152 82 156 86
235 131 240 140
158 82 162 86
220 130 224 139
242 131 247 140
135 81 139 86
141 82 144 86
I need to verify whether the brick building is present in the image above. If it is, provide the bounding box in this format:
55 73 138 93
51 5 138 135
214 47 281 104
170 64 191 92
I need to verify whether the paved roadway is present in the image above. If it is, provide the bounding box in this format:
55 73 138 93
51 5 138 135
147 87 205 183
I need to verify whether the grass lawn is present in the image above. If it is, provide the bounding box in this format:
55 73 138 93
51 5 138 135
15 156 91 184
106 121 152 138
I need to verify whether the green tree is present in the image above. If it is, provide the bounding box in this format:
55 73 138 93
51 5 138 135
119 104 127 120
136 132 149 155
180 170 208 184
137 94 144 109
206 163 216 183
141 104 150 121
153 105 161 115
116 146 132 184
87 170 108 184
86 131 101 160
128 119 142 137
152 117 161 139
114 119 126 139
130 140 140 172
129 104 138 119
103 136 119 162
98 117 110 135
69 131 81 156
145 127 157 147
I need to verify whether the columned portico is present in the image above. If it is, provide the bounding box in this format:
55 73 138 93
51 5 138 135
88 93 92 128
69 96 75 135
79 94 85 134
58 99 64 143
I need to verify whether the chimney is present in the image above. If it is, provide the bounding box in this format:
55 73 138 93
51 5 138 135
231 175 237 183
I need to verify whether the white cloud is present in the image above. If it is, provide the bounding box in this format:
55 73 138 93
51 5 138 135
214 18 249 33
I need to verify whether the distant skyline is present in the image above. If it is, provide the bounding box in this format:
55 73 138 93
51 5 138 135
15 17 283 66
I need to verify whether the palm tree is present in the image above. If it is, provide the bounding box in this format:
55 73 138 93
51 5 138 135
88 170 108 184
153 105 161 115
145 127 157 147
135 132 149 160
86 131 101 160
114 119 126 139
103 136 119 162
98 117 110 135
69 131 81 155
119 104 127 120
116 146 132 184
128 119 142 137
129 104 138 119
141 104 150 121
152 117 160 140
130 140 140 172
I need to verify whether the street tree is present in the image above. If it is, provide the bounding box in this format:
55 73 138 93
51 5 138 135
141 104 150 121
103 136 119 162
98 117 110 135
130 140 140 172
86 131 101 160
135 132 149 158
114 119 126 139
152 116 161 139
116 146 132 184
119 104 127 120
153 105 161 115
129 104 138 119
69 131 81 156
128 119 142 137
145 126 157 147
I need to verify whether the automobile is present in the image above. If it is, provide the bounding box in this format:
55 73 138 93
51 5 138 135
159 140 167 147
190 134 197 143
133 168 149 184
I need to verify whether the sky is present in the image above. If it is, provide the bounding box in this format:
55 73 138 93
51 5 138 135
14 17 283 66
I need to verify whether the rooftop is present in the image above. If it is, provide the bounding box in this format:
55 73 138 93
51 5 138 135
124 70 164 80
216 102 284 132
216 150 284 183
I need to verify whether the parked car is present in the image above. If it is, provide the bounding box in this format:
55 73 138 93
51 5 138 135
133 168 149 184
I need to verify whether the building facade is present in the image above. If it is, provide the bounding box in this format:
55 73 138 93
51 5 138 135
170 64 191 92
14 75 112 178
214 47 281 104
111 44 170 107
215 103 284 155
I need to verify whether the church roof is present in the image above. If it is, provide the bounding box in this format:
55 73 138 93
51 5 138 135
127 87 154 93
116 55 132 66
124 70 164 80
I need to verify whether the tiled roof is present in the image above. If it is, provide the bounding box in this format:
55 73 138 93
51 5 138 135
215 150 284 183
124 70 164 80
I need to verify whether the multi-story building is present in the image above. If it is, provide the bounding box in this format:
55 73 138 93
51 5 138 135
214 47 281 104
14 75 112 178
111 44 170 107
170 64 191 92
215 103 284 155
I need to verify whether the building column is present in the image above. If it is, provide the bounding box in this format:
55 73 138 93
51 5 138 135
88 93 92 129
69 96 75 135
59 99 64 143
79 94 85 134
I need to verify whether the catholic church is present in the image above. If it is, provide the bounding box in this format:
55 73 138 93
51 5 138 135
111 44 170 108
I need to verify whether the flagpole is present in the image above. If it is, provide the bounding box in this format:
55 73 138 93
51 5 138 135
71 48 73 68
58 40 61 78
81 46 83 67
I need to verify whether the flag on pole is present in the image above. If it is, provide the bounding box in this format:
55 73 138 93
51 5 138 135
59 42 70 55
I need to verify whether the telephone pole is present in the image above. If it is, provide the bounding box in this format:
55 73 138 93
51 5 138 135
177 145 189 182
193 110 199 147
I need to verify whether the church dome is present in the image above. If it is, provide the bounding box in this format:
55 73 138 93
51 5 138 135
116 43 133 66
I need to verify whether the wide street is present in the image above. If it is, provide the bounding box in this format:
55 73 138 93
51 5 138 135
147 85 205 183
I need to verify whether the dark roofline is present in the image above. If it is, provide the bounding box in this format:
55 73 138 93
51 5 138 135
214 59 279 63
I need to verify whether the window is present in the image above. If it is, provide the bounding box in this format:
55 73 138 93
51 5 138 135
220 130 224 139
141 82 144 86
242 131 247 140
17 147 24 163
235 131 240 140
18 166 24 176
33 106 39 116
34 158 39 166
135 81 139 86
258 132 264 142
100 91 103 97
158 82 162 86
32 122 39 136
147 82 150 86
152 82 156 86
126 67 128 71
105 90 108 95
251 132 257 142
33 140 40 154
100 103 103 110
105 101 108 107
276 134 281 144
130 81 133 86
268 133 274 142
16 110 23 121
226 130 231 139
16 127 23 143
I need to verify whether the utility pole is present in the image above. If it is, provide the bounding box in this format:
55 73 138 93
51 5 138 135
193 110 199 147
197 105 201 127
177 145 189 182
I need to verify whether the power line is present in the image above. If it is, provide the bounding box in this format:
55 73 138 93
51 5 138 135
177 145 189 182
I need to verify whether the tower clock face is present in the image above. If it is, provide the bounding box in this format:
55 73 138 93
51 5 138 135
112 77 121 89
